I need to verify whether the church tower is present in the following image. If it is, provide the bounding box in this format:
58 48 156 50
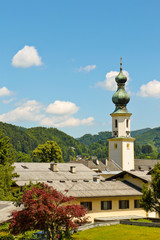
108 59 135 170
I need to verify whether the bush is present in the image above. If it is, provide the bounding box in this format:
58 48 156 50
16 230 40 240
0 222 10 232
0 233 14 240
130 218 152 223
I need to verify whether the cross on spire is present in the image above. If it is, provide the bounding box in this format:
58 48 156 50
120 57 122 71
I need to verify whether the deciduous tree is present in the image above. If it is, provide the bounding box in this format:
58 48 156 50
140 163 160 216
10 183 87 239
33 141 63 162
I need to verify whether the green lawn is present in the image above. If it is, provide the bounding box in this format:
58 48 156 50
73 224 160 240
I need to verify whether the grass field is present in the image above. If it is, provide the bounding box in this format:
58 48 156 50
73 224 160 240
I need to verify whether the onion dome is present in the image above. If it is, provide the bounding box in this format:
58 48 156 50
112 88 130 106
112 58 130 114
115 71 127 84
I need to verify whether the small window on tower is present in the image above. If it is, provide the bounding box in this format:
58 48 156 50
114 143 117 149
127 143 130 150
126 119 129 128
115 119 117 128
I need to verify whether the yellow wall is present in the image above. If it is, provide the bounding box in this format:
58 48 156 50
116 174 145 189
74 196 146 222
100 174 147 189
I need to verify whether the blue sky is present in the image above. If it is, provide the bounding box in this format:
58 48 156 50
0 0 160 138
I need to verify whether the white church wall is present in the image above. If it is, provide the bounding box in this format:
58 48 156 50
122 141 134 170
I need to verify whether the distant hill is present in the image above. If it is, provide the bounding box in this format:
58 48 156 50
77 132 111 145
78 128 151 145
131 128 151 137
135 127 160 151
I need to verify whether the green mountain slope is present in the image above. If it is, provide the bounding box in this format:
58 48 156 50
0 122 88 162
77 132 112 145
78 128 151 145
26 127 88 160
131 128 151 137
135 127 160 151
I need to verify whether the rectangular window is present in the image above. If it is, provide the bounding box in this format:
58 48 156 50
127 143 130 150
101 201 112 210
80 202 92 211
114 143 118 149
126 119 129 128
119 200 129 209
115 119 118 128
134 200 141 208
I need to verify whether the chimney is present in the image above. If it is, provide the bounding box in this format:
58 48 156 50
50 162 58 172
70 166 76 173
102 159 108 166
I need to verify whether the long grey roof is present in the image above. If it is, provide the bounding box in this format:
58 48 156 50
13 162 100 185
13 162 142 198
47 180 142 198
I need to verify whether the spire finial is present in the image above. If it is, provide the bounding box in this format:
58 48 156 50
120 57 122 71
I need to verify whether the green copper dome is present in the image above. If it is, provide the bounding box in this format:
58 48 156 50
115 71 127 84
111 59 130 114
112 87 130 105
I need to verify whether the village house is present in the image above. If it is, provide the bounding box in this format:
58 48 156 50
13 162 146 222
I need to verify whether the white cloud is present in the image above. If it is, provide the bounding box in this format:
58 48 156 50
2 98 15 104
46 100 79 115
138 80 160 98
0 87 13 97
96 70 129 91
54 117 94 127
0 98 94 128
0 100 44 123
12 45 42 68
77 65 96 72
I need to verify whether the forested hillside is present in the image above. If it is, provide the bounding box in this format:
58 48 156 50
0 122 88 162
77 128 151 144
0 121 159 162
